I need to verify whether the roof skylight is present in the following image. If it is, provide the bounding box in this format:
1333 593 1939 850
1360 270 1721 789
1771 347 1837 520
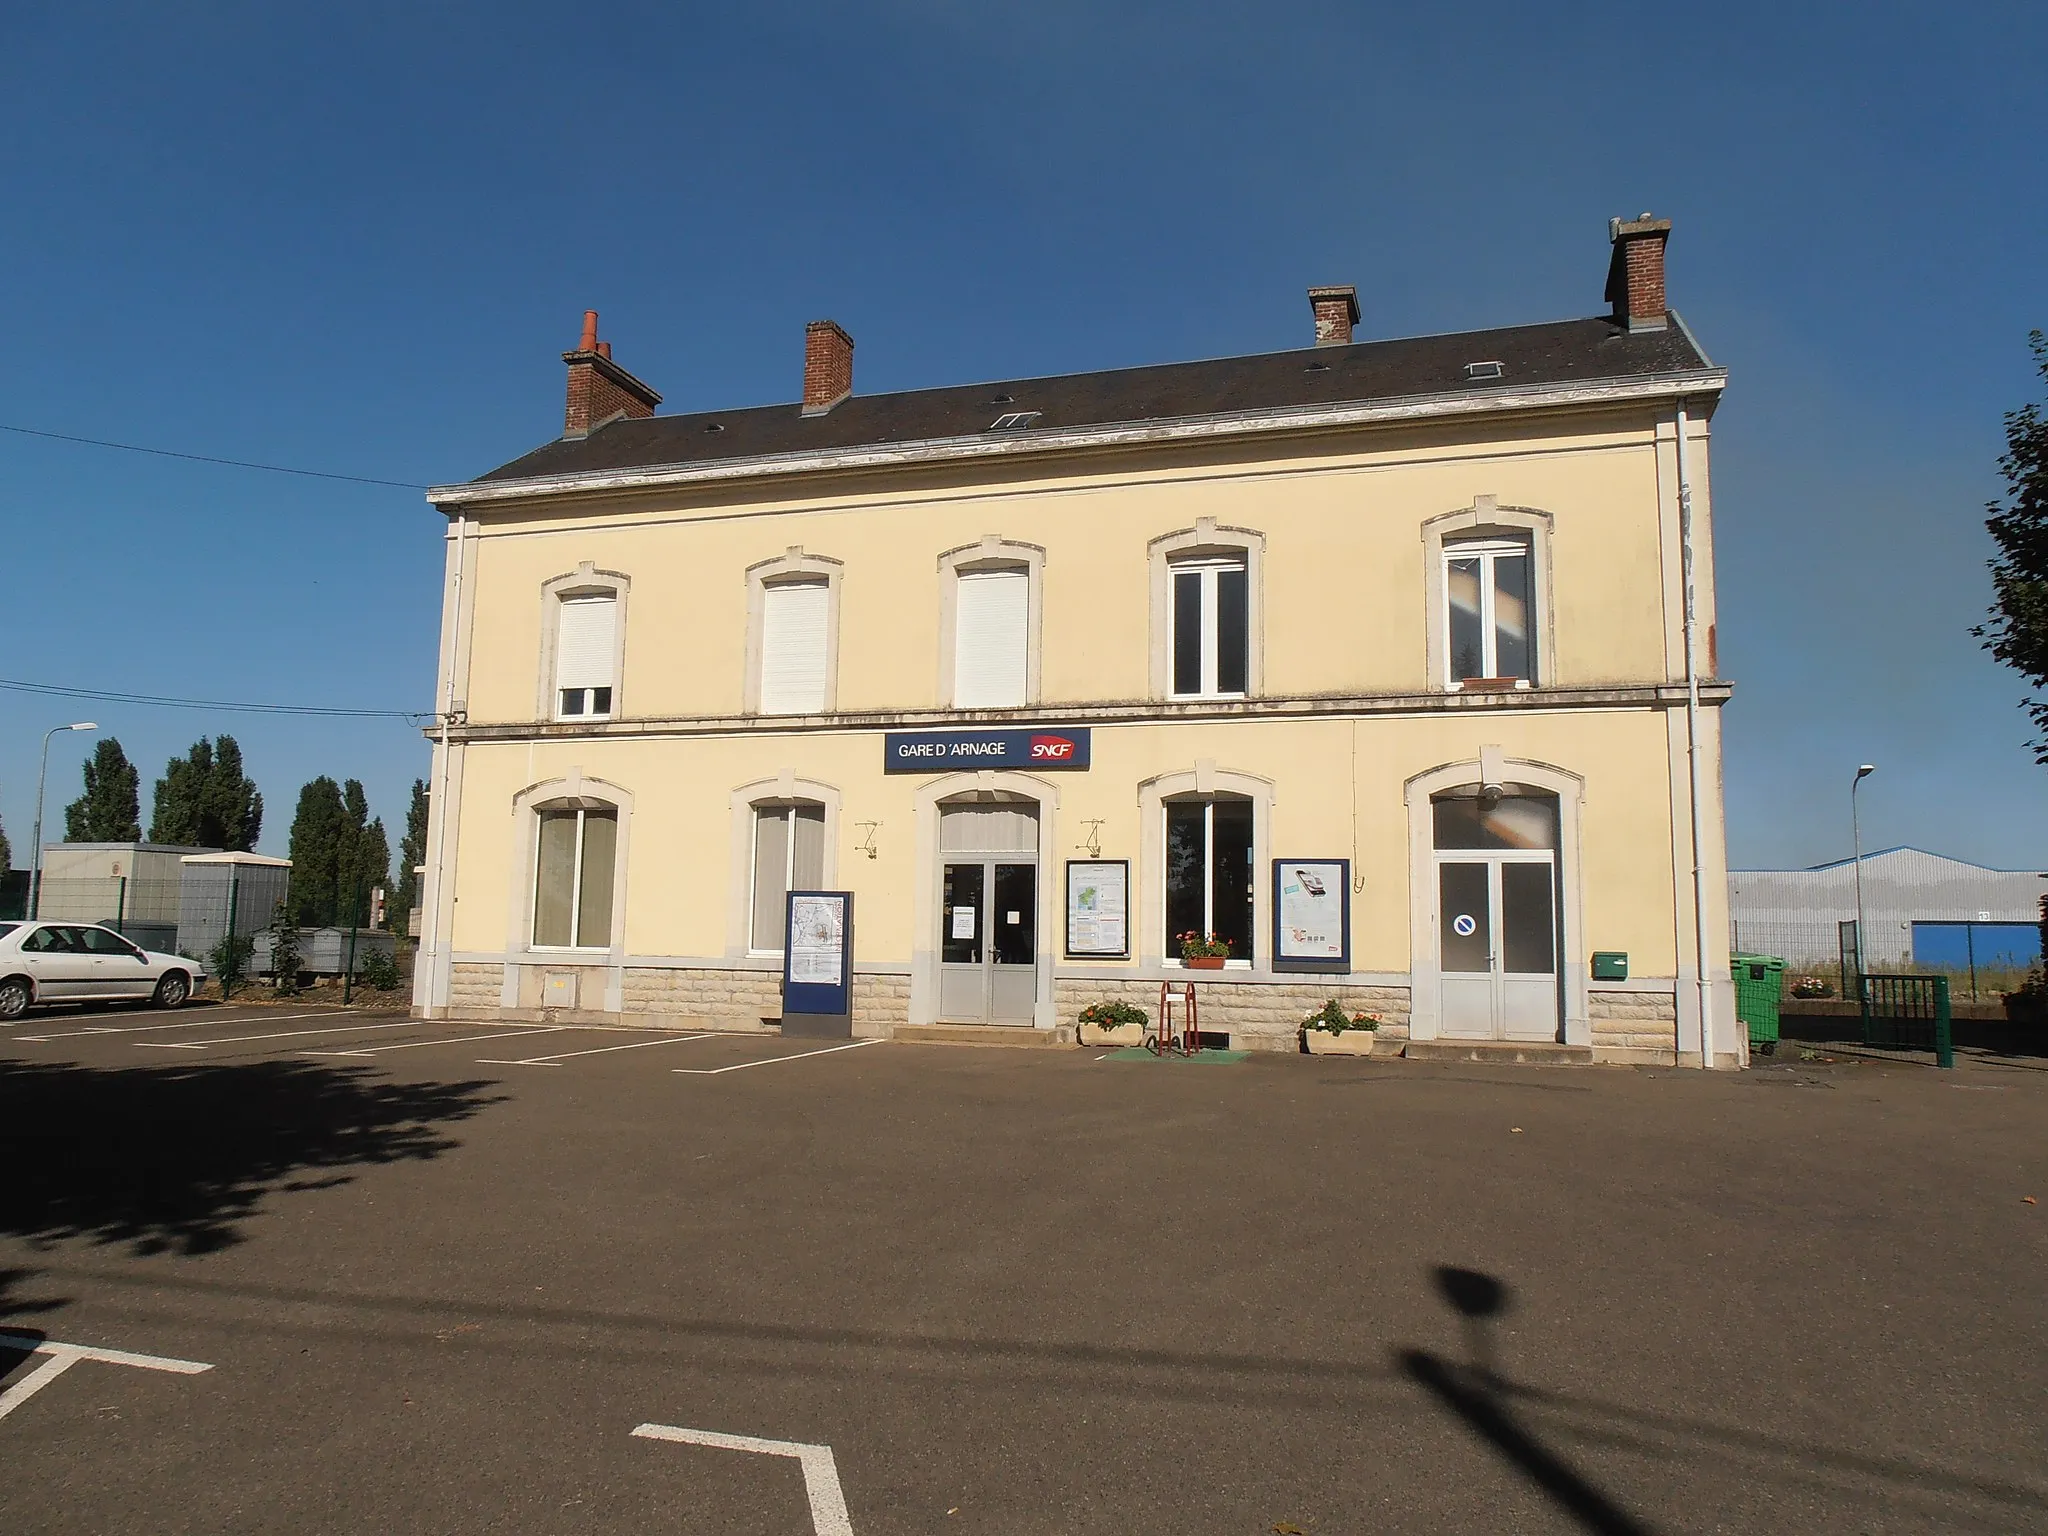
1464 360 1505 381
988 411 1042 431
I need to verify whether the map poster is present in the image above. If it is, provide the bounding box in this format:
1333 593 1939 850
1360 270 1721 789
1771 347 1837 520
1065 860 1130 958
787 893 848 985
1273 859 1349 971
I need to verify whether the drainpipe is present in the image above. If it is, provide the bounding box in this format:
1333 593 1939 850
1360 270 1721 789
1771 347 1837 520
424 512 469 1015
1675 406 1713 1066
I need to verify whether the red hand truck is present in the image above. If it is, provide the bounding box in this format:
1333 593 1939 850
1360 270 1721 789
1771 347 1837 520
1150 979 1200 1057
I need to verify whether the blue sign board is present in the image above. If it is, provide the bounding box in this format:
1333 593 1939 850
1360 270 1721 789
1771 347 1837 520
884 727 1092 773
782 890 853 1037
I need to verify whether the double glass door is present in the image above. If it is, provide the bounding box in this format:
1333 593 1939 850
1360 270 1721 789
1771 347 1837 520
940 861 1037 1023
1433 793 1561 1041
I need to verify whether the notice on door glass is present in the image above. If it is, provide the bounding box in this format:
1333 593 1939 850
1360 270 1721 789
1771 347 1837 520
951 906 976 940
1276 859 1348 964
788 894 847 985
1065 860 1129 957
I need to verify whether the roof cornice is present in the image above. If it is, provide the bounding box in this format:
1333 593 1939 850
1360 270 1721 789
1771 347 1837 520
428 366 1728 509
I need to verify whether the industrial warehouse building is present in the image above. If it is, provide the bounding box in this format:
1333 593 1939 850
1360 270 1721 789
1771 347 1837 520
413 216 1741 1065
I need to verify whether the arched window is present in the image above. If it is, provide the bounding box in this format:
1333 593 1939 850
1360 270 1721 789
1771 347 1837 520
532 802 618 950
746 550 842 715
750 800 827 952
1164 793 1256 964
1422 502 1553 691
938 538 1044 709
538 563 629 722
1149 521 1264 700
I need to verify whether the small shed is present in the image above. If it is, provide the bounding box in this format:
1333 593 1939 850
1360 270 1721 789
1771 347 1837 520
35 841 216 927
177 852 292 960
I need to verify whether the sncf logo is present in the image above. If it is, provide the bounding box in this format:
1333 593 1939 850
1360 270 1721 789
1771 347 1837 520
1029 735 1078 761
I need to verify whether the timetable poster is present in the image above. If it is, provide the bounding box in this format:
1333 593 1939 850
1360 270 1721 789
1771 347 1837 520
1065 860 1129 958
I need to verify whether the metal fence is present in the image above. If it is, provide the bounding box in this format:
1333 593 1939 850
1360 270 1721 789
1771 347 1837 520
1861 974 1955 1069
1731 915 2038 1004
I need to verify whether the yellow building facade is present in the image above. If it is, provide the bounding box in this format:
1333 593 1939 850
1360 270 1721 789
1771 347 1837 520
416 217 1742 1065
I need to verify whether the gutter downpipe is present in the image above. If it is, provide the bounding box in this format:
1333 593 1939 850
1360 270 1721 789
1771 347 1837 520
425 511 468 1016
1675 405 1714 1067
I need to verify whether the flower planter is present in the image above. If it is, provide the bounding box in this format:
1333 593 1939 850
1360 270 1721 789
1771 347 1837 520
1304 1028 1376 1056
1183 956 1227 971
1079 1021 1146 1048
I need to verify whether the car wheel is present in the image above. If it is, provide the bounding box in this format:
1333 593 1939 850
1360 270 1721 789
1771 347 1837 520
0 977 30 1021
153 972 190 1010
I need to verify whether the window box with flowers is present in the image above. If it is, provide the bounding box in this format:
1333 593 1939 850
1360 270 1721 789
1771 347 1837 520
1301 998 1381 1056
1077 999 1148 1048
1177 932 1233 970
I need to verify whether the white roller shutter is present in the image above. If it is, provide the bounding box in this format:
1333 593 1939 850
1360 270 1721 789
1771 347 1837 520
760 580 830 714
953 567 1028 708
556 595 617 690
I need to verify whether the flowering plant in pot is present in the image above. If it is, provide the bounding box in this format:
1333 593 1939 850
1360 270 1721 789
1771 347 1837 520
1301 998 1381 1056
1177 932 1233 969
1077 999 1148 1048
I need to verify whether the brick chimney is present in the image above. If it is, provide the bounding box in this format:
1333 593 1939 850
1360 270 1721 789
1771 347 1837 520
1605 214 1672 332
802 319 854 416
562 309 661 437
1307 285 1360 346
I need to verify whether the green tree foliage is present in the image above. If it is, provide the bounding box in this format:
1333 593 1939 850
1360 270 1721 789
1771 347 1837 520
149 736 263 850
286 776 391 927
63 738 142 842
0 811 12 873
393 778 428 921
1979 331 2048 761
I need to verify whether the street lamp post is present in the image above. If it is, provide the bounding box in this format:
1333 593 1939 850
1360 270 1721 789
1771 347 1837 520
29 722 98 919
1851 763 1875 997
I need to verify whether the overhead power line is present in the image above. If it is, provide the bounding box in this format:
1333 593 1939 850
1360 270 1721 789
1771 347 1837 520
0 422 428 490
0 676 430 722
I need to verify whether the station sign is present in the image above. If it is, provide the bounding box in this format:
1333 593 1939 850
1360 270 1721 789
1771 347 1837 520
883 727 1092 773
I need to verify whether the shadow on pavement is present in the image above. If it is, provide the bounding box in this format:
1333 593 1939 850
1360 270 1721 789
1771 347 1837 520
1400 1265 1655 1533
0 1059 501 1256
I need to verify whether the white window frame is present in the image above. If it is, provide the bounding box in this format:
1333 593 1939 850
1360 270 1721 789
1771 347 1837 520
1167 556 1250 700
1148 521 1264 701
1441 537 1535 689
1420 502 1553 694
748 800 827 955
536 563 630 723
937 537 1044 709
744 549 842 714
530 804 618 952
1160 794 1257 969
725 776 843 960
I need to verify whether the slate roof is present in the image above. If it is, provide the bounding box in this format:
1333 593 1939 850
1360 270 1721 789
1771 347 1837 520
474 314 1714 486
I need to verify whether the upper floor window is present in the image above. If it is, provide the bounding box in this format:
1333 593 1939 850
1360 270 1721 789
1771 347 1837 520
555 592 618 719
533 804 617 949
1444 537 1534 687
1170 556 1249 698
953 565 1030 708
759 579 831 714
750 801 827 952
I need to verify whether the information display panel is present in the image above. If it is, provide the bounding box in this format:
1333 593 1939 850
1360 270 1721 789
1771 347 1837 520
1272 859 1350 973
783 890 853 1036
1064 860 1130 959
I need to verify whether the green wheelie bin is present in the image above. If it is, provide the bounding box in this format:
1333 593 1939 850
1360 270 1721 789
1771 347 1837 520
1732 953 1786 1055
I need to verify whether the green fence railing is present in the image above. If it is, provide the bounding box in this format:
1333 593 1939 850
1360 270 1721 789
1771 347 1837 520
1860 974 1954 1069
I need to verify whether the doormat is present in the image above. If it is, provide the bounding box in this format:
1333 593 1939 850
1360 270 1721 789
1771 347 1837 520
1104 1048 1249 1063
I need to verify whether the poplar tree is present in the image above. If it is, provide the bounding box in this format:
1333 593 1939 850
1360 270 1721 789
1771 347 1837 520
393 779 428 922
1979 331 2048 761
285 776 390 926
63 739 143 842
149 736 263 850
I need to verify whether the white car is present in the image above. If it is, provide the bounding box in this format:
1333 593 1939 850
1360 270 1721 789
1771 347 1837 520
0 921 205 1019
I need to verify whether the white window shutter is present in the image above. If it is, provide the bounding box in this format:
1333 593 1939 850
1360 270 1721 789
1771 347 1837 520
760 581 830 714
953 568 1028 708
556 595 617 691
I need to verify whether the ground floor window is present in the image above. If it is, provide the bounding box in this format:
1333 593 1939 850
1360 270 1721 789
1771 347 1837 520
751 802 826 951
1164 795 1253 963
534 806 617 949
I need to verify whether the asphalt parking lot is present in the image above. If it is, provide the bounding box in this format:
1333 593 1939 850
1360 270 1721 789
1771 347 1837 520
2 1000 2044 1534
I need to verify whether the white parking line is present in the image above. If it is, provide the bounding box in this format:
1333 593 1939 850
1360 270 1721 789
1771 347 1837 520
304 1025 572 1058
135 1020 433 1051
18 1009 345 1042
0 1333 213 1423
479 1032 716 1067
633 1423 854 1535
673 1038 885 1075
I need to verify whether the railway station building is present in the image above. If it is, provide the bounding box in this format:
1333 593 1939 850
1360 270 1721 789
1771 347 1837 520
414 215 1741 1065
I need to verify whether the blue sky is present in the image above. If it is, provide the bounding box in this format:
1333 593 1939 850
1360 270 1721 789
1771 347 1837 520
2 2 2042 871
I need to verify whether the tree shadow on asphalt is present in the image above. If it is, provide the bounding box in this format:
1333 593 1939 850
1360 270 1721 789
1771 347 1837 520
0 1059 501 1257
